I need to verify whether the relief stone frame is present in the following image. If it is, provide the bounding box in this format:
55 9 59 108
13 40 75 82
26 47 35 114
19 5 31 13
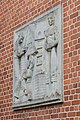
13 4 63 110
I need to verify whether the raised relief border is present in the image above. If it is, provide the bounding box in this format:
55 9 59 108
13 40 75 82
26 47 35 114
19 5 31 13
13 4 63 110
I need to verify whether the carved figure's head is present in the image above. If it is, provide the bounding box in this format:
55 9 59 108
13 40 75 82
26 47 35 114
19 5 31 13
48 16 55 26
18 33 24 44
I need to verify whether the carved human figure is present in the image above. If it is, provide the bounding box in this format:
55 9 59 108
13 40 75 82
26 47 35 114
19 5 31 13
15 33 27 75
22 42 38 101
14 33 27 102
44 16 59 97
15 33 26 58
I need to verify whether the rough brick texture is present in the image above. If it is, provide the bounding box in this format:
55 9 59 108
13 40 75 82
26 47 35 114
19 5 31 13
0 0 80 120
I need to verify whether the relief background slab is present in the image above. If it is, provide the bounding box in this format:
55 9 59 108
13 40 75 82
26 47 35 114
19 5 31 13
13 4 63 110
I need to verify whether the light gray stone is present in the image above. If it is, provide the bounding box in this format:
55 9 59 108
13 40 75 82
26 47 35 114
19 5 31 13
13 4 63 109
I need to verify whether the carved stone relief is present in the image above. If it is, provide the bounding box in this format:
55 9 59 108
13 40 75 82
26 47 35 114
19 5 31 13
13 4 63 109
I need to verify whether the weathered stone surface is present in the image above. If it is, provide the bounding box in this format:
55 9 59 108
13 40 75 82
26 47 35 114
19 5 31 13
13 4 63 109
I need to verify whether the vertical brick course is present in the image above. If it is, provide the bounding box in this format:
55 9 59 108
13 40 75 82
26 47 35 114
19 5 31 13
0 0 80 120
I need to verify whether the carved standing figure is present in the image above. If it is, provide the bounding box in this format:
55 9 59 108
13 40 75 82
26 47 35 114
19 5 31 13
22 42 38 101
44 16 59 97
14 33 27 102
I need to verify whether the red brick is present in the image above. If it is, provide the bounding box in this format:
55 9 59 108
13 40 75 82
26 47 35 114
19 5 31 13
71 33 79 40
68 112 75 117
76 111 80 116
65 107 69 112
64 96 68 101
75 0 80 6
76 89 80 93
75 44 80 49
63 2 68 7
64 80 70 84
70 12 78 19
69 95 73 100
44 115 50 119
72 100 80 105
51 114 58 118
64 90 70 95
59 113 67 118
37 116 43 120
74 94 78 99
70 106 74 111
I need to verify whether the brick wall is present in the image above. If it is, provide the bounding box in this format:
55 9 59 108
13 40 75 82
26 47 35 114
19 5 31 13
0 0 80 120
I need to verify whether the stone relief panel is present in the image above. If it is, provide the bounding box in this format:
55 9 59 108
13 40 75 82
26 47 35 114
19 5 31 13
13 4 63 109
